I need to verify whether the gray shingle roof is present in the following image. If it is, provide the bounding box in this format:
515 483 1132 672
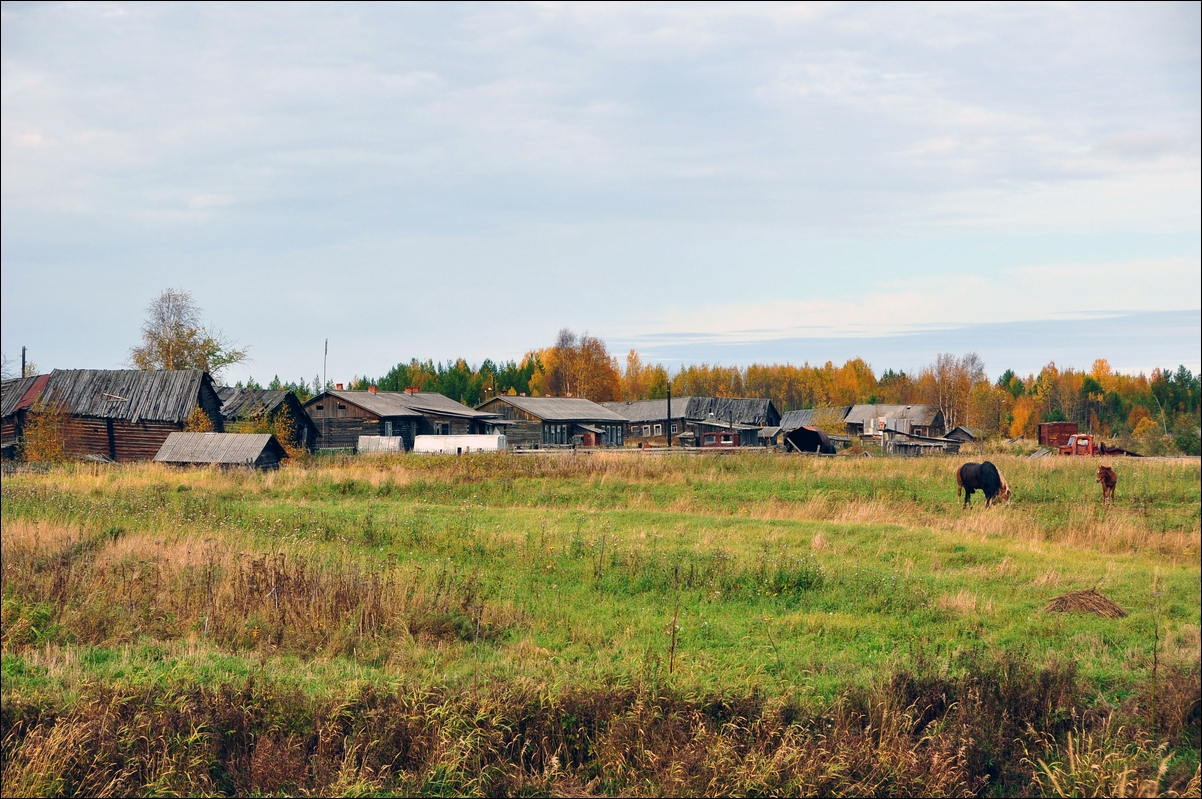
602 396 778 425
488 396 628 422
602 397 700 422
154 432 287 465
315 390 497 420
845 404 941 426
39 369 213 424
686 397 779 426
779 406 851 431
217 387 291 419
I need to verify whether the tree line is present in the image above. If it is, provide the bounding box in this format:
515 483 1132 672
67 290 1197 455
234 328 1199 455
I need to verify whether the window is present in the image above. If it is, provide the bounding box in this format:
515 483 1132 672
316 404 324 411
337 403 347 410
642 425 651 436
440 423 451 435
384 421 393 436
704 434 716 444
653 424 662 436
671 424 678 434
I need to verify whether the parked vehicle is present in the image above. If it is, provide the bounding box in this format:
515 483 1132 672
1059 434 1096 456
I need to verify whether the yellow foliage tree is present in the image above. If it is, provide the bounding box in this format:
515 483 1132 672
184 406 214 432
20 401 67 463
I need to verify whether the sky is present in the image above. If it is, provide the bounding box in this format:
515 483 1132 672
2 2 1199 385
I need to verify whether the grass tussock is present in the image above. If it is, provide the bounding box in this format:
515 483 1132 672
1 521 509 657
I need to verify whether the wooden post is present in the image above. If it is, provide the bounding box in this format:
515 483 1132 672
666 385 672 448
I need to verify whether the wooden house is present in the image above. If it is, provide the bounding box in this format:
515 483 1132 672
604 396 781 447
474 396 627 448
31 369 225 462
217 387 319 452
602 397 697 445
303 388 500 451
154 432 289 469
1 374 50 459
844 404 944 439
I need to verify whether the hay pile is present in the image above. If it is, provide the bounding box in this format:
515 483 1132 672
1043 589 1127 619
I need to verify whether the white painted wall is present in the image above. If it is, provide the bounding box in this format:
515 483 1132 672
413 434 507 454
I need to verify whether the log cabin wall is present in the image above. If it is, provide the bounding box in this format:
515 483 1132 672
475 398 542 447
313 418 381 449
60 416 185 462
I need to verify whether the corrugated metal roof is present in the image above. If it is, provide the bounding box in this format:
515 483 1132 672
154 432 287 464
602 397 700 422
311 390 496 420
1 375 49 418
39 369 213 424
217 387 290 419
845 404 940 426
486 396 628 422
779 406 851 432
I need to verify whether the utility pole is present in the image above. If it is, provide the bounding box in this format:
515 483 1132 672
323 339 328 391
21 346 26 378
666 384 672 447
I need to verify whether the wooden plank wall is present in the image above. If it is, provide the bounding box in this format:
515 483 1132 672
314 418 382 449
61 416 183 461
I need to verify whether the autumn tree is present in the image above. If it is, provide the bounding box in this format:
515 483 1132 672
538 329 621 401
130 289 247 379
919 352 987 430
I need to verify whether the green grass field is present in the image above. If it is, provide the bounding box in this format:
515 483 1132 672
2 452 1199 796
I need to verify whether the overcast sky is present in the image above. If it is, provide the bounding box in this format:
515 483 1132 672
3 2 1199 384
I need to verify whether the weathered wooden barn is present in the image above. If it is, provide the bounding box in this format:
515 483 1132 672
217 387 319 452
1 374 50 459
32 370 224 461
844 404 944 439
303 389 500 451
154 432 289 469
475 396 627 448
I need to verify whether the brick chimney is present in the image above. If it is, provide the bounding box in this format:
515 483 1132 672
369 385 377 394
336 383 344 390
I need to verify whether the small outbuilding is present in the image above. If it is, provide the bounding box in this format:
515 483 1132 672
945 426 981 443
218 387 319 452
154 432 289 469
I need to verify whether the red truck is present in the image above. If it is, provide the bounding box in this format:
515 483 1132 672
1059 434 1097 456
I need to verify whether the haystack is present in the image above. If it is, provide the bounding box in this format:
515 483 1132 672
1043 589 1127 619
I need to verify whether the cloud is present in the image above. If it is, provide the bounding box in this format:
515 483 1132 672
1 3 1198 381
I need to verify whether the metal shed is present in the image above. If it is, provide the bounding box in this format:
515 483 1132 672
154 432 288 469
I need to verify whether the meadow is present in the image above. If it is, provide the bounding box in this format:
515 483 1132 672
2 451 1199 797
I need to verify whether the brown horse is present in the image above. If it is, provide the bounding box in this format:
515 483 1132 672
1096 465 1117 505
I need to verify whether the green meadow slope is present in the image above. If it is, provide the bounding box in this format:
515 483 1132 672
2 453 1199 796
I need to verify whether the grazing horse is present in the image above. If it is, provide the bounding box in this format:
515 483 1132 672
957 461 1006 508
1096 465 1117 505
